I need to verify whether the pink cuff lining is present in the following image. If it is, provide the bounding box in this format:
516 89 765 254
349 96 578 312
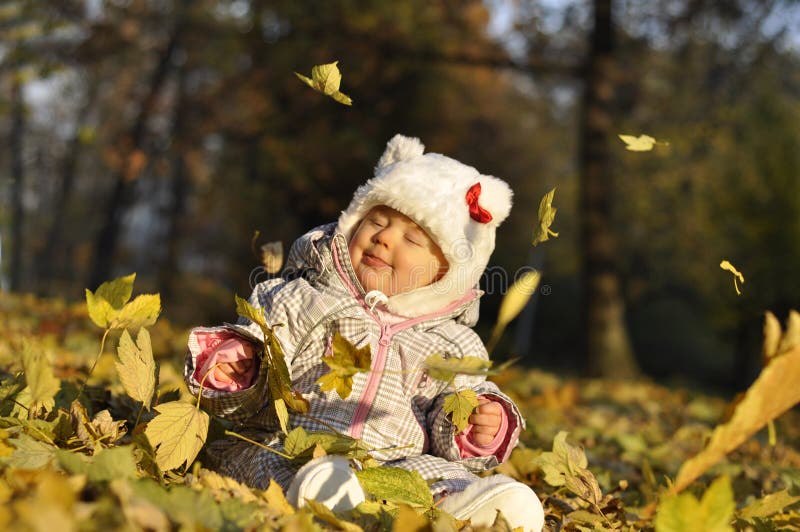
192 331 257 392
455 395 510 459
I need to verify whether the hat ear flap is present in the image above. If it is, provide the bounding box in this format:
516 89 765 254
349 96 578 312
375 134 425 172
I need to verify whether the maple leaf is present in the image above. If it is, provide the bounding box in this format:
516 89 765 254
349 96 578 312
144 401 209 471
84 273 136 328
111 294 161 330
443 388 478 433
115 328 156 408
294 61 353 105
532 187 559 247
316 332 372 399
534 431 603 507
655 476 734 532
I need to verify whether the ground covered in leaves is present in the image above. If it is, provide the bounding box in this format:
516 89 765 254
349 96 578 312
1 291 800 531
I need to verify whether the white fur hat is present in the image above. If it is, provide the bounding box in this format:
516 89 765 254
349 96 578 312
337 134 513 317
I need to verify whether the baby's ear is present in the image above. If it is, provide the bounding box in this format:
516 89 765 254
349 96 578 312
375 134 425 172
477 176 513 225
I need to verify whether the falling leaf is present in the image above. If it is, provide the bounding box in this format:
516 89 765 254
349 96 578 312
618 134 658 151
655 476 734 532
532 188 559 247
670 343 800 494
144 401 209 471
443 388 478 433
356 466 433 508
719 260 744 295
762 311 782 363
115 328 156 409
776 310 800 355
316 332 372 399
423 354 491 383
486 270 541 354
260 241 284 275
21 344 60 414
294 61 353 105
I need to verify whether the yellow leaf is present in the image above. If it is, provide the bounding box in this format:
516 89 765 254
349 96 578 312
84 273 140 329
656 476 734 532
115 328 156 408
21 343 60 413
671 344 800 494
777 310 800 355
235 294 268 329
112 294 161 330
486 270 541 354
423 354 491 383
263 479 295 515
532 187 559 247
719 260 744 295
315 332 371 399
144 401 209 471
739 489 800 520
443 389 478 433
294 61 353 106
305 499 364 531
392 504 430 532
260 241 284 274
356 467 434 508
618 134 658 151
762 311 782 363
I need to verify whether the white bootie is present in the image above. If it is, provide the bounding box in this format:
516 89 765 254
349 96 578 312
438 475 545 532
286 456 365 513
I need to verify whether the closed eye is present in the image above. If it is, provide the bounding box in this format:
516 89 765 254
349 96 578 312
369 217 386 227
405 234 422 246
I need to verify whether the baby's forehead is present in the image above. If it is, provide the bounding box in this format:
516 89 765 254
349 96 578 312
368 205 424 231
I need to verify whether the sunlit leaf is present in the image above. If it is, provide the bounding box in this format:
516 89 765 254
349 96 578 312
263 479 295 515
391 504 430 532
618 134 658 151
144 401 209 471
294 61 353 105
719 260 744 295
486 270 541 353
235 294 268 329
671 344 800 494
533 431 602 506
305 499 364 531
777 310 800 355
115 328 156 409
112 294 161 330
356 466 433 508
655 476 734 532
4 433 56 469
443 388 478 433
260 241 284 274
423 354 491 383
85 273 136 328
762 311 782 363
739 489 800 521
316 332 372 399
88 445 139 482
21 343 60 413
532 187 559 247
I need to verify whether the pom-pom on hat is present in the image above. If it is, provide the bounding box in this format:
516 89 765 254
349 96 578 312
337 134 513 317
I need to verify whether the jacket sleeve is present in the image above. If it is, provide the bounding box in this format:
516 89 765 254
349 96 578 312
425 327 525 471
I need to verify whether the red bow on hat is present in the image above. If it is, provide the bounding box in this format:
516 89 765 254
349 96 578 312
466 183 492 223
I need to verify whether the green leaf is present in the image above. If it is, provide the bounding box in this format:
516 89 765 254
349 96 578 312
533 431 602 505
4 433 56 469
112 294 161 330
305 499 364 530
294 61 353 106
21 343 60 413
115 328 157 408
443 389 478 433
532 187 559 247
283 426 365 464
423 354 491 383
144 401 209 471
316 332 372 399
85 273 137 328
85 288 117 328
88 445 139 482
356 466 433 508
655 476 734 532
235 294 268 329
739 489 800 520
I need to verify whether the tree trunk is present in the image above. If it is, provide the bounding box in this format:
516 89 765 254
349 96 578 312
9 75 25 292
578 0 640 378
88 30 179 289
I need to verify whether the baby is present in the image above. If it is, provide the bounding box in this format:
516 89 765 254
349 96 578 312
185 134 544 530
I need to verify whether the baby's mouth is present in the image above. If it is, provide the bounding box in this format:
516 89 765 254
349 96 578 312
362 253 391 268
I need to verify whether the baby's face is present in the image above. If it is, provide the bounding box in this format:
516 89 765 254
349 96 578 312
349 206 448 297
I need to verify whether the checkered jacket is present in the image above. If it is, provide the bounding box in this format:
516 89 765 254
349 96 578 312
185 224 524 494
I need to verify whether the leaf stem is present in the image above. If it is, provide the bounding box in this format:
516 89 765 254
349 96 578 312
224 430 293 459
77 328 111 401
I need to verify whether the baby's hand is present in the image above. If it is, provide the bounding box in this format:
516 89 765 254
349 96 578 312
468 398 503 446
213 358 254 387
